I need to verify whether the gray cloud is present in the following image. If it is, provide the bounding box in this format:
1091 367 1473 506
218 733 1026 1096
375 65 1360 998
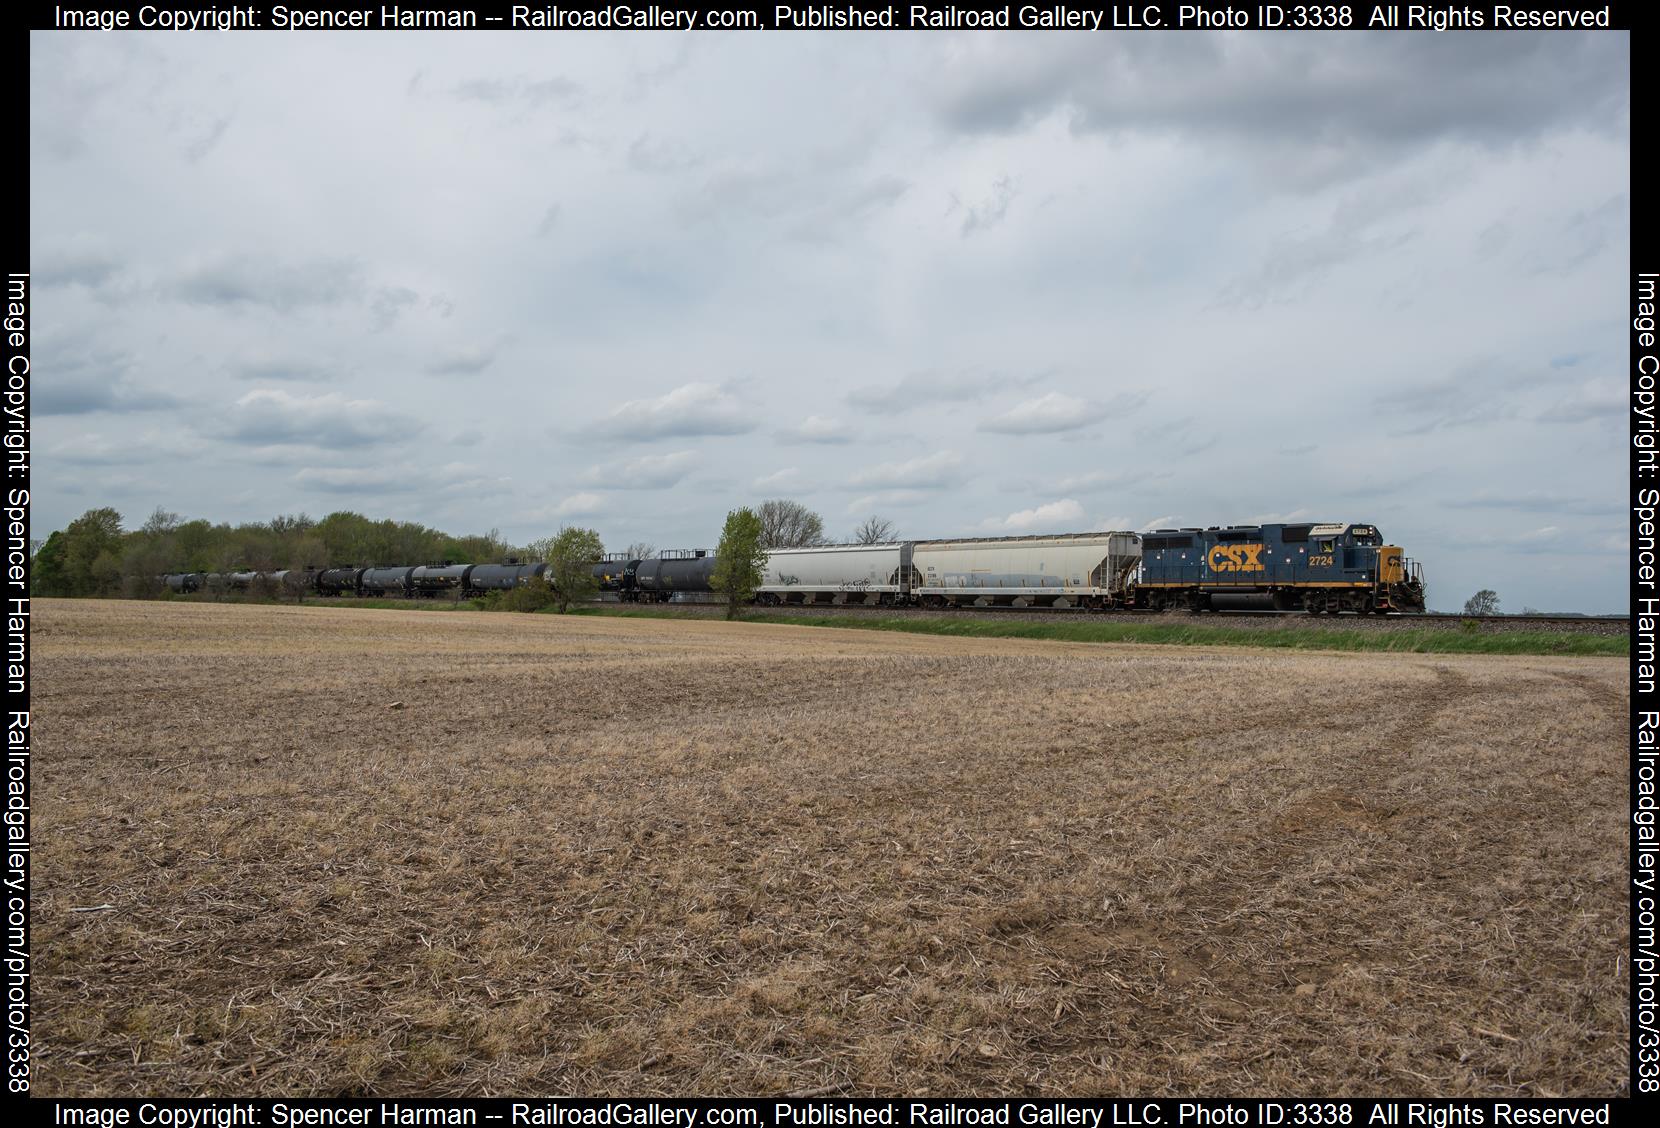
677 164 907 241
37 241 122 290
425 347 497 376
583 450 698 489
1443 492 1619 516
847 370 1044 413
452 76 580 108
1217 223 1417 308
979 391 1147 435
370 286 419 329
294 466 418 495
44 431 147 466
957 175 1016 237
174 255 363 312
215 388 420 449
1373 358 1573 435
980 498 1086 532
291 462 507 498
1529 193 1628 274
628 134 702 175
590 383 755 441
1045 470 1154 494
929 34 1627 183
778 415 855 445
184 115 232 163
847 451 965 491
1536 379 1623 425
234 354 336 383
35 342 180 416
844 489 938 514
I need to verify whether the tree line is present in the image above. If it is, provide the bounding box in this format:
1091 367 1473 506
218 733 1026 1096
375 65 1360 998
30 498 894 608
31 507 528 598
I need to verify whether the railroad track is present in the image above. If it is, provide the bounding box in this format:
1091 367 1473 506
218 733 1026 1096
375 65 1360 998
604 599 1626 627
1416 613 1628 624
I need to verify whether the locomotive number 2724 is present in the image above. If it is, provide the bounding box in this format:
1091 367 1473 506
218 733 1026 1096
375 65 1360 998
1308 554 1333 567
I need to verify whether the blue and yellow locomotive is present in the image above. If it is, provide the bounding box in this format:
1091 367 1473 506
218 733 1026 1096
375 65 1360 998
1134 522 1425 614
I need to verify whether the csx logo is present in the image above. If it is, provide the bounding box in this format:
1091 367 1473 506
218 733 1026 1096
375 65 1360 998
1208 544 1265 572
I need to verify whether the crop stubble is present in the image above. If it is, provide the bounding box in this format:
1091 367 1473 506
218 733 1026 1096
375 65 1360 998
30 599 1628 1096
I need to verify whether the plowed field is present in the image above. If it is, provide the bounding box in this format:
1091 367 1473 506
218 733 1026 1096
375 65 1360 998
29 599 1629 1096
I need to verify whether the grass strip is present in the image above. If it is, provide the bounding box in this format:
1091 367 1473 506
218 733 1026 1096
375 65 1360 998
579 607 1628 657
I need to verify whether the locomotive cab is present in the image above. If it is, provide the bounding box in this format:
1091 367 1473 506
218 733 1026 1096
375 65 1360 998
1302 523 1425 614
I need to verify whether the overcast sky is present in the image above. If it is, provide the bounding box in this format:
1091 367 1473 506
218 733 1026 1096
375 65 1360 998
31 30 1630 611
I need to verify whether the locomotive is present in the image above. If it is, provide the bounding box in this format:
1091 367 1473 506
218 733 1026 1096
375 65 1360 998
1135 522 1425 614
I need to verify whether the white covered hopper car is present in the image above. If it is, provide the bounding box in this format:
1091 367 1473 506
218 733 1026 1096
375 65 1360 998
752 532 1141 610
911 532 1141 609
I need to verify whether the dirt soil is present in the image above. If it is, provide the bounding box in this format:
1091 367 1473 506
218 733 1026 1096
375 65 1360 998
29 599 1629 1097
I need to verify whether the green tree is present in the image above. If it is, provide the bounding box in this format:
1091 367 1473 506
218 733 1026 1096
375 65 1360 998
37 508 126 596
1463 589 1499 616
711 507 767 620
32 531 68 595
120 536 175 598
544 527 603 613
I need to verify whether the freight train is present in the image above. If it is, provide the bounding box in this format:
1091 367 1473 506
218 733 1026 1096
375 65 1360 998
161 521 1425 614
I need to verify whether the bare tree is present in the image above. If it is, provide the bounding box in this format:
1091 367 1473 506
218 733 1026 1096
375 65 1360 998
268 513 315 537
624 542 657 560
141 507 182 536
852 516 896 544
756 498 826 549
1462 589 1499 616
